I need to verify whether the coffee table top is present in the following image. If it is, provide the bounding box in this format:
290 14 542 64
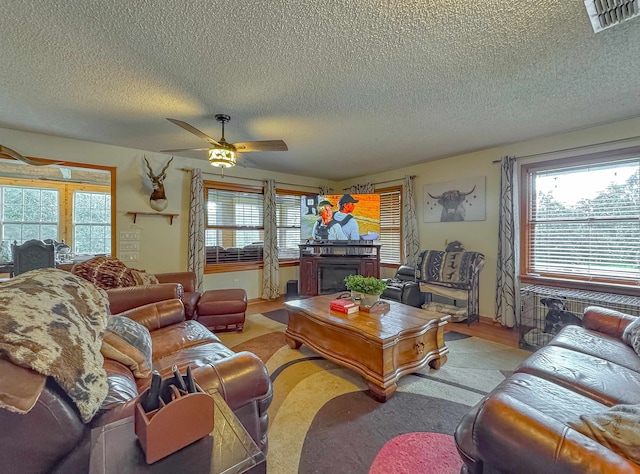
285 294 449 342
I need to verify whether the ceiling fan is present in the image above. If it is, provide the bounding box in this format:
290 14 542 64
162 114 288 169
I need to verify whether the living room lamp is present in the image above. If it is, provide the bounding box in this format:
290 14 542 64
208 145 236 168
208 114 237 168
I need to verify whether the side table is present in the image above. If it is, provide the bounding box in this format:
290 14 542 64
89 390 266 474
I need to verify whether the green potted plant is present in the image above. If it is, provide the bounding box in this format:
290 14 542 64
344 274 387 307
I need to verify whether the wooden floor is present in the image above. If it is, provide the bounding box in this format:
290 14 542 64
247 297 520 348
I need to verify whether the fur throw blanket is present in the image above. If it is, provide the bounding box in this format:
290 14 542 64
0 268 109 422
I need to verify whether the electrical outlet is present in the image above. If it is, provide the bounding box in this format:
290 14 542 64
234 279 239 288
120 231 140 241
120 241 139 251
120 252 139 261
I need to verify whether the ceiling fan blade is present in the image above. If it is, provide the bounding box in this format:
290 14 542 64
236 154 258 168
159 147 213 153
232 140 288 152
0 145 57 166
166 118 221 147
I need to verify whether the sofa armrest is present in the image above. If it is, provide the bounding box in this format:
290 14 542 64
107 283 183 315
474 393 640 474
583 306 637 340
113 299 185 331
155 272 196 293
192 351 272 411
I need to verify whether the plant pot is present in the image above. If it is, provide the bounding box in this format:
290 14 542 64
351 291 379 308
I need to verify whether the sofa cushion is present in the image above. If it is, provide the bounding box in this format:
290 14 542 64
149 343 236 378
101 316 153 378
550 325 640 373
150 320 221 361
516 345 640 406
622 316 640 357
568 404 640 464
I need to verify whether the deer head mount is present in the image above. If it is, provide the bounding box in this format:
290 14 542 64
144 155 173 211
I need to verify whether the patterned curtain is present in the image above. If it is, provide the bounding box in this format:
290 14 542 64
262 179 279 300
187 169 205 293
402 175 420 266
348 182 375 193
495 156 518 327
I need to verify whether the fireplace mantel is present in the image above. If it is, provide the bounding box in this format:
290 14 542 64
298 242 381 297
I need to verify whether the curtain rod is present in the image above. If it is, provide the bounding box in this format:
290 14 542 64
491 135 640 163
342 175 416 190
178 167 326 191
372 175 416 186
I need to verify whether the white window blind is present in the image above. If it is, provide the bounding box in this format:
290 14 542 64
276 193 301 259
527 157 640 283
379 188 401 264
205 187 264 264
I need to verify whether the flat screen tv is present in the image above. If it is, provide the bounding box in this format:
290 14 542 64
300 194 380 242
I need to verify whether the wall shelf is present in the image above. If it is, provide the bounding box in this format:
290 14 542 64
126 212 179 225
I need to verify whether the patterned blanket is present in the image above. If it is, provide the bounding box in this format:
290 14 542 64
416 250 485 289
0 268 109 422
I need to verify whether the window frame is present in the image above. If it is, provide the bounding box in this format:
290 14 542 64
0 176 112 254
519 145 640 294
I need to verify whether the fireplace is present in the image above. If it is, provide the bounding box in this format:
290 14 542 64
298 243 381 297
318 263 360 294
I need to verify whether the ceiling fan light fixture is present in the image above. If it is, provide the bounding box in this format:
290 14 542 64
208 147 237 168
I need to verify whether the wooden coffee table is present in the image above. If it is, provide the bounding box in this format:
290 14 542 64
284 294 450 402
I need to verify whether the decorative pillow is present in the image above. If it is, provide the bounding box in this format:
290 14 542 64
131 269 160 286
622 317 640 356
568 404 640 464
71 256 137 290
101 315 152 378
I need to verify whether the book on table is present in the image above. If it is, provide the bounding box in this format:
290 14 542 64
330 299 359 314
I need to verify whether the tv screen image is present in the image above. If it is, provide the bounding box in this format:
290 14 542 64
300 194 380 241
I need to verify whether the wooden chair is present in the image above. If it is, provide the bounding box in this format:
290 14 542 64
12 239 56 276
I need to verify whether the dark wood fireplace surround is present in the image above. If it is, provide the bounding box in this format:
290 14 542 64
298 242 381 297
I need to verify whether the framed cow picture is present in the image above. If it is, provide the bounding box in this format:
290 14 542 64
423 176 486 223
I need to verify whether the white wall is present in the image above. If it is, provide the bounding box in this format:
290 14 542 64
339 116 640 318
0 127 328 297
2 116 639 307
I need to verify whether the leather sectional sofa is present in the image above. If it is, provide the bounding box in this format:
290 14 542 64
0 284 273 474
455 306 640 474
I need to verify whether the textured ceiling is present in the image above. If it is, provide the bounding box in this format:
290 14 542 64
1 1 639 180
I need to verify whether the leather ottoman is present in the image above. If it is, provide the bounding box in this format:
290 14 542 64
196 289 247 332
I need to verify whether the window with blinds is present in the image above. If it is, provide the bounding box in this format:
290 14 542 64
378 187 402 264
276 192 302 260
523 150 640 285
205 186 264 264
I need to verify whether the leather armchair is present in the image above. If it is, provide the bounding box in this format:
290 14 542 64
381 265 423 307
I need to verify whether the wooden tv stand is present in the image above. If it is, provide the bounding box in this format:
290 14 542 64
298 242 381 297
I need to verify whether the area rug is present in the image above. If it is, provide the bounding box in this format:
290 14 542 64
217 311 530 474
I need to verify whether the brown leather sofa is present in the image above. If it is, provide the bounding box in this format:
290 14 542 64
455 306 640 474
0 286 273 474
